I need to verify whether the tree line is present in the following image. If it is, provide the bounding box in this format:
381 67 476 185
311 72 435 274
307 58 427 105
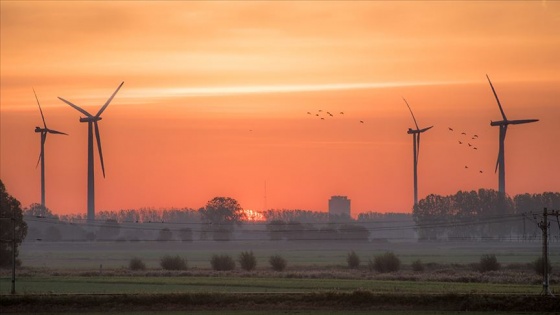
413 189 560 240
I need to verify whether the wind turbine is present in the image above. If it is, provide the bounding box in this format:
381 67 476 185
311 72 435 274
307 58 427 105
58 82 124 223
403 98 433 206
33 89 67 211
486 75 538 196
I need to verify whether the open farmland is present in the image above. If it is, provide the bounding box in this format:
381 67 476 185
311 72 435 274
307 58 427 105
15 239 558 269
2 239 560 313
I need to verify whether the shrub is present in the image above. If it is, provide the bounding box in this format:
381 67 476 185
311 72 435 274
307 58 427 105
178 227 193 242
157 228 173 241
211 254 235 271
129 257 146 271
370 252 400 273
160 255 187 270
269 254 287 271
479 254 500 272
239 251 257 271
411 259 424 272
347 251 360 269
533 256 553 276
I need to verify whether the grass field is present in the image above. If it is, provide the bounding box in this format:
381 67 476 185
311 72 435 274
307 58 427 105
16 239 559 269
2 240 559 313
1 275 551 295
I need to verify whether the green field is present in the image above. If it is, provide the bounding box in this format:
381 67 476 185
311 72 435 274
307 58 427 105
2 240 559 313
1 275 550 295
16 239 558 269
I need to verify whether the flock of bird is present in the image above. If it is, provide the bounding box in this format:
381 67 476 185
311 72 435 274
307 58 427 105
448 127 485 174
306 109 364 123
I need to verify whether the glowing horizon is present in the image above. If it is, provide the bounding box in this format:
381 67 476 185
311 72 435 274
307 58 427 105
1 1 559 216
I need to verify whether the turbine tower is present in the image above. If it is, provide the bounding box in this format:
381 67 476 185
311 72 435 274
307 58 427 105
58 82 124 223
403 98 433 206
486 75 538 196
33 89 67 211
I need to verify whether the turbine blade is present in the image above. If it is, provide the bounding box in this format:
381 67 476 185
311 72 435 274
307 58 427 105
33 88 48 129
58 97 93 117
509 119 539 125
486 74 507 121
46 128 68 135
96 81 124 118
403 97 419 130
36 152 42 169
495 125 508 173
94 121 105 178
36 133 46 168
419 126 433 133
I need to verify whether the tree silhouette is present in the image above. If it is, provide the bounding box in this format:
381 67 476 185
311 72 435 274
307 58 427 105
0 180 28 267
199 197 245 241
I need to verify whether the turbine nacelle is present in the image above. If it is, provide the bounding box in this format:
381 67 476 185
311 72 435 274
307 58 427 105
407 126 433 134
79 116 102 123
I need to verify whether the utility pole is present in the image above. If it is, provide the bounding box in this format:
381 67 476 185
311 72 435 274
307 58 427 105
537 207 560 296
11 206 16 294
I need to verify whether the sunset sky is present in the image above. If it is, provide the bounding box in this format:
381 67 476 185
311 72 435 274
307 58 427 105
1 1 559 217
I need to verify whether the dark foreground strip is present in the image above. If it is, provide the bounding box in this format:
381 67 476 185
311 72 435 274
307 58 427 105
1 291 559 313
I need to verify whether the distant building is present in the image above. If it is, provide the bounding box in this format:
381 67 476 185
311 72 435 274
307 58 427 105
328 196 351 222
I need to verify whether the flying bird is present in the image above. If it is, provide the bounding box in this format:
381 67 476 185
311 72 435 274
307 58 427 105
359 120 364 123
458 141 463 144
461 132 466 135
321 117 325 120
465 166 469 169
473 134 479 138
448 127 453 131
307 112 311 115
473 147 478 150
340 112 344 115
468 143 472 147
479 170 484 173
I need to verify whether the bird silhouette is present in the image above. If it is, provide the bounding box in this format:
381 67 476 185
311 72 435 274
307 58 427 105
448 127 454 131
461 132 466 135
468 143 472 147
307 112 311 115
318 110 322 112
315 114 319 117
340 112 344 115
359 120 364 123
473 134 478 138
458 141 463 144
479 170 483 173
465 166 469 169
321 117 325 120
473 147 478 150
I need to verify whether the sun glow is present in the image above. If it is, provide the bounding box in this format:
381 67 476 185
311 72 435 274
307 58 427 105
243 209 265 222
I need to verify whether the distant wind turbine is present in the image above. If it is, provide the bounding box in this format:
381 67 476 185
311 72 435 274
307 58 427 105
486 75 538 196
33 89 67 211
58 82 124 223
403 98 433 206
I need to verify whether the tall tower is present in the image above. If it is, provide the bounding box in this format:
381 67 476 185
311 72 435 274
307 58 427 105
328 196 351 222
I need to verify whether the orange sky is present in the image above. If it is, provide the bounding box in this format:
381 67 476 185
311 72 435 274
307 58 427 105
1 1 559 216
